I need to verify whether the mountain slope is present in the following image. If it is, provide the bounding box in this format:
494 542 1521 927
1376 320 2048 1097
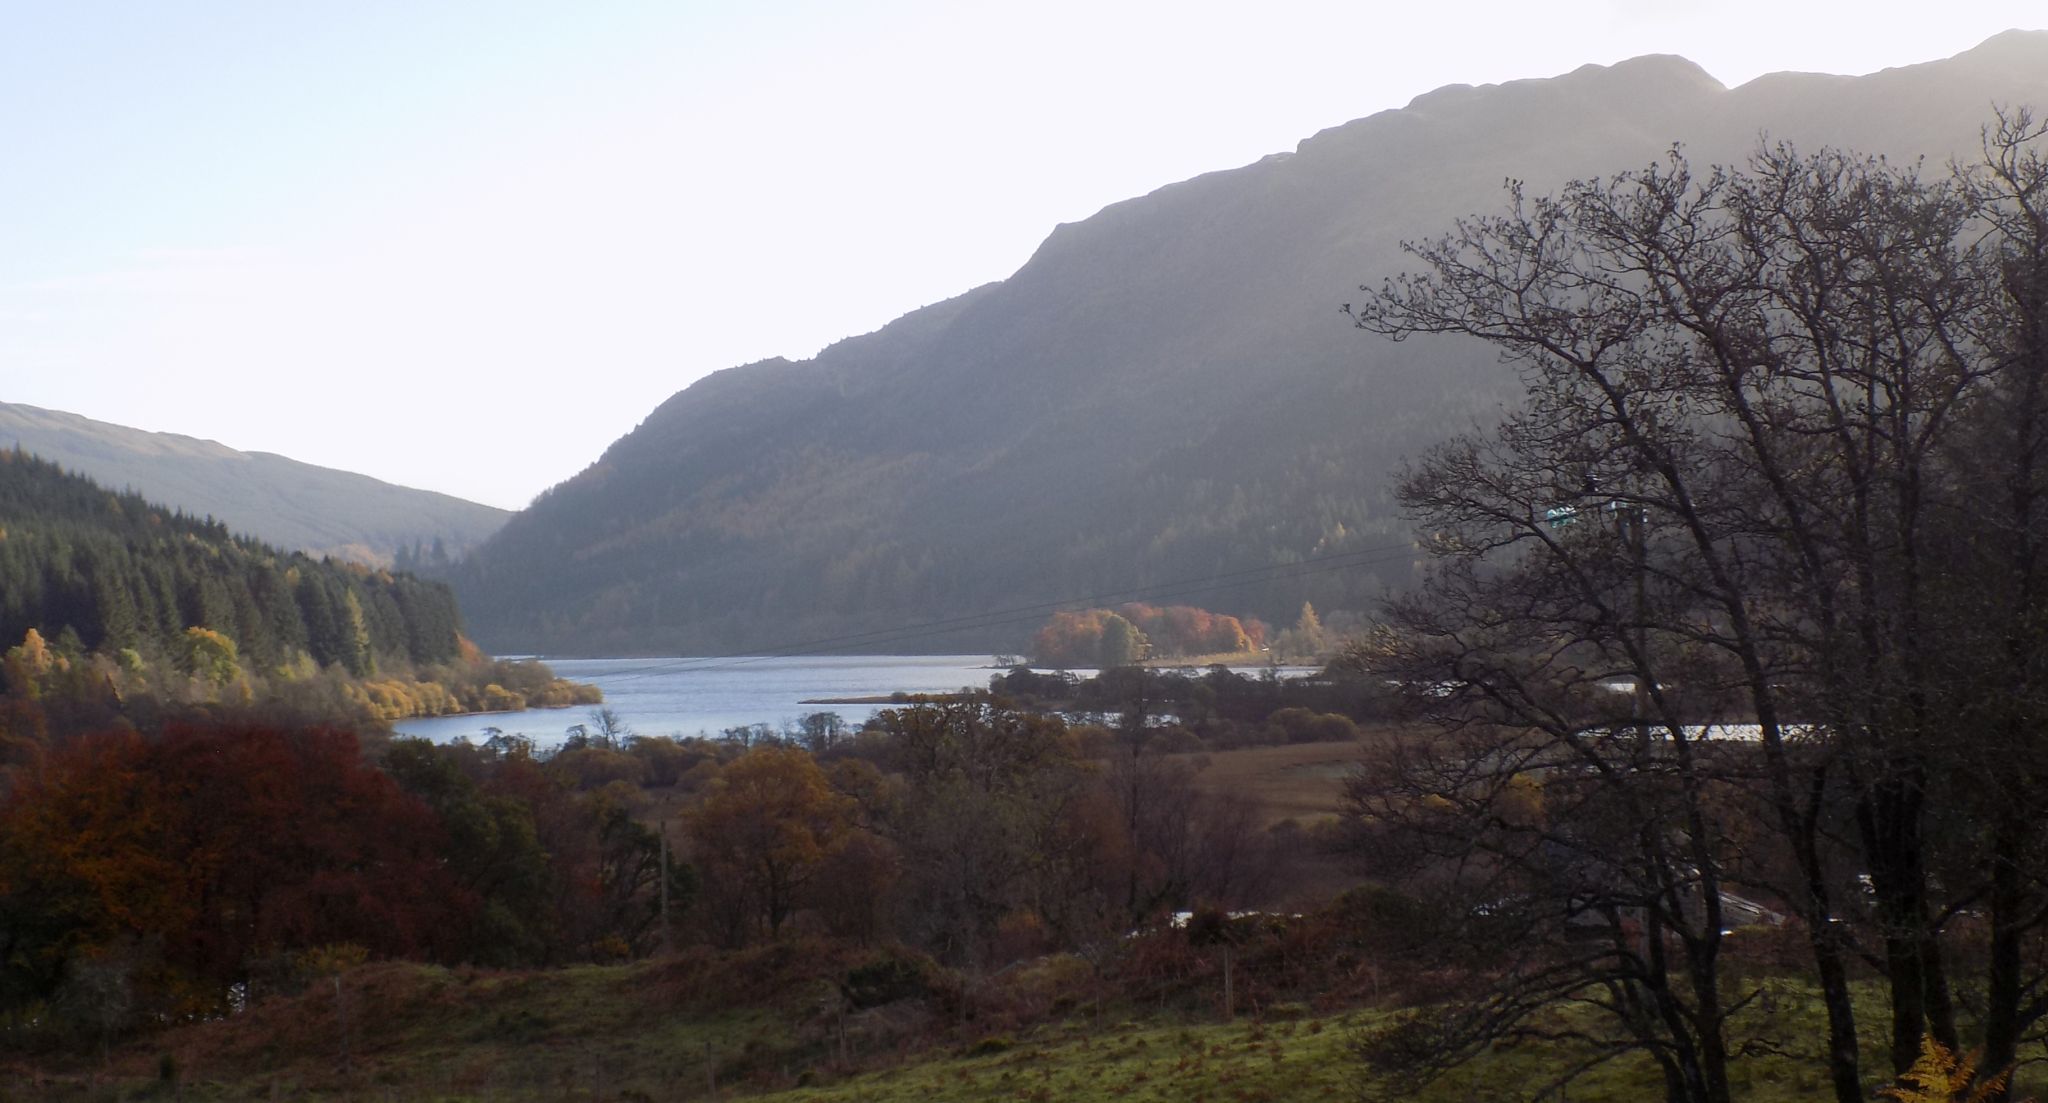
455 32 2048 656
0 401 509 566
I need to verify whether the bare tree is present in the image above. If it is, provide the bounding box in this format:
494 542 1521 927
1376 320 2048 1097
1346 115 2048 1102
1936 110 2048 1096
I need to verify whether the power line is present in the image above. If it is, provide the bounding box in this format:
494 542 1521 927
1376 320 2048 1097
753 549 1412 661
585 542 1413 681
576 539 1419 683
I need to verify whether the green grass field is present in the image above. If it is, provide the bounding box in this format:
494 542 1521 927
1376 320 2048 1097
760 1016 1358 1103
5 951 1972 1103
750 977 1890 1103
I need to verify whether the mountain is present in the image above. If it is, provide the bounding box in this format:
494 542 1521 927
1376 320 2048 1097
0 401 509 567
454 32 2048 656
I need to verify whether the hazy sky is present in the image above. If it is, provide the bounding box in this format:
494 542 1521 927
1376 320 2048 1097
3 1 2042 509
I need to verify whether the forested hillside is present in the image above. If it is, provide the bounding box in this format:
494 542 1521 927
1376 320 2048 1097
454 33 2048 656
0 401 509 567
0 448 460 672
0 449 596 731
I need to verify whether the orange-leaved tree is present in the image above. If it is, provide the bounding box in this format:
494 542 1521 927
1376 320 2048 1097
688 746 853 942
0 724 467 1020
0 730 192 1007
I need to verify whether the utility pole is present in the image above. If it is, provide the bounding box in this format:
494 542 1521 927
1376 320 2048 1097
1628 503 1649 740
659 823 672 955
1223 944 1235 1022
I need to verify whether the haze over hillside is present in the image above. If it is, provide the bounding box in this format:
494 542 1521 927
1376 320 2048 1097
0 401 509 567
454 32 2048 656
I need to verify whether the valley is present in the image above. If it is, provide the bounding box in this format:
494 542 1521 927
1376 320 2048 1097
7 25 2048 1103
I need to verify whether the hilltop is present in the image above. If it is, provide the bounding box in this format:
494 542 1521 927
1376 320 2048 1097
0 401 508 567
450 33 2048 656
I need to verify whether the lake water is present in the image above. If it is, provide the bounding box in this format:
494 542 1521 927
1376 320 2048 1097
393 654 1008 745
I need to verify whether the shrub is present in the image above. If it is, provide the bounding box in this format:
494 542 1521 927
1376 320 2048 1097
841 947 937 1010
1265 708 1358 744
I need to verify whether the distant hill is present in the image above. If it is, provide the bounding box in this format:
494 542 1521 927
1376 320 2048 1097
0 401 508 566
454 31 2048 656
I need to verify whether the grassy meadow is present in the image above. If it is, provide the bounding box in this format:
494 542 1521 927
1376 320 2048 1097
3 954 1936 1102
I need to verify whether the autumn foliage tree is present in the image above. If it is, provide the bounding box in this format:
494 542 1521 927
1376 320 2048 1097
0 731 187 1011
0 724 462 1019
380 737 555 965
1121 603 1264 656
688 746 853 943
0 721 700 1041
424 741 685 963
1032 603 1264 666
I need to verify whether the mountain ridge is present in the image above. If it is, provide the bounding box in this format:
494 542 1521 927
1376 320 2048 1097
454 34 2048 656
0 401 509 567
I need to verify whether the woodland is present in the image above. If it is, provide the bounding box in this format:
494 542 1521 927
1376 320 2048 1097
0 449 464 672
1024 600 1349 668
9 83 2048 1103
0 448 1401 1092
0 450 595 734
0 657 1401 1092
1339 114 2048 1103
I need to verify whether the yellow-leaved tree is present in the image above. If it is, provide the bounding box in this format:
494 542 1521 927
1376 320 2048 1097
179 627 241 686
687 747 853 942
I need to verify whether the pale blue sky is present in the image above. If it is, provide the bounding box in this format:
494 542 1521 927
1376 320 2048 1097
3 0 2042 508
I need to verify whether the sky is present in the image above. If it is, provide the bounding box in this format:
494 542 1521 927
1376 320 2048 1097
3 1 2043 510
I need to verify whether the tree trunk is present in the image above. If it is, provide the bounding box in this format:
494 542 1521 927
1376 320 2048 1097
1980 816 2027 1103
